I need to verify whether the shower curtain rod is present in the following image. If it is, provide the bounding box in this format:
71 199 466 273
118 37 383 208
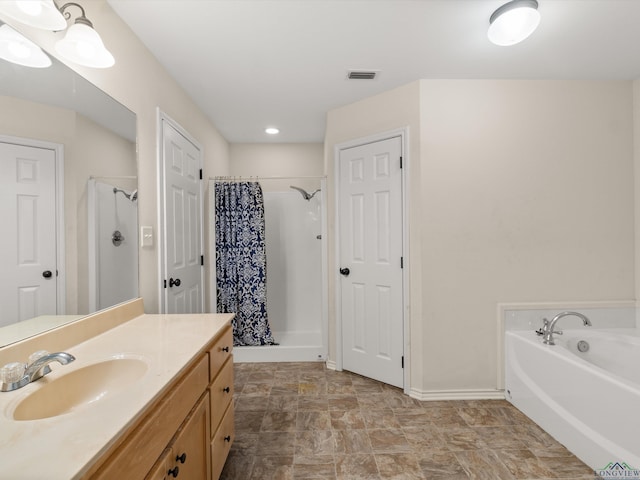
212 175 326 181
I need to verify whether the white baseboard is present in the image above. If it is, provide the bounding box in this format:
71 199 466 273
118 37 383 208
409 388 505 401
325 359 337 371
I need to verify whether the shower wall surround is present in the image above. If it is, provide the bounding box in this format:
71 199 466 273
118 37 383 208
88 178 139 313
264 190 323 343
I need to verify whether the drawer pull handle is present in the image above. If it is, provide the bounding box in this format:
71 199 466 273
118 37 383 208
224 435 231 442
176 452 187 464
223 386 230 393
168 466 179 477
222 346 230 352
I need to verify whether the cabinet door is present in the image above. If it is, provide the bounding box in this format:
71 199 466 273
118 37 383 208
145 449 172 480
170 392 211 480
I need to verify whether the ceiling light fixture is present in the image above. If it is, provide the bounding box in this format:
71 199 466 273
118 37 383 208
0 23 52 68
265 127 280 135
488 0 540 46
0 1 114 68
0 1 66 30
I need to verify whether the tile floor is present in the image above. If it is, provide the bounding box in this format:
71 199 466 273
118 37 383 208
220 362 595 480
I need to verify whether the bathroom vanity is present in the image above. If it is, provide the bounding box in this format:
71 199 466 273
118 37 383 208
0 299 234 480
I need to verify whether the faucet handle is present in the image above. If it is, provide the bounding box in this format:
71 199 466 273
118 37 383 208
26 350 53 381
0 362 28 392
536 318 550 336
28 350 50 364
0 362 26 384
552 329 563 336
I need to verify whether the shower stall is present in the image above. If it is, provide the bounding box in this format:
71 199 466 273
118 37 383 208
88 177 138 313
211 176 327 362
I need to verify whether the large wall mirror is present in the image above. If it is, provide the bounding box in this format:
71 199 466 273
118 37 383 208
0 22 138 346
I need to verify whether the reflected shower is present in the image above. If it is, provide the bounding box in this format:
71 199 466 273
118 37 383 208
113 187 138 202
290 185 320 201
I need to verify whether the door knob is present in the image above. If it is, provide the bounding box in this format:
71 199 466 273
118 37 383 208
42 270 53 279
339 267 350 277
169 277 181 288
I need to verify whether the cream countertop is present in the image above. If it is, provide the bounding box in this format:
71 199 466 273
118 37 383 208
0 315 84 347
0 312 234 480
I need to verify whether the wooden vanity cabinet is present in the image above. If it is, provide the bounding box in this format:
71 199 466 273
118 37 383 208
85 322 234 480
208 325 235 480
143 393 210 480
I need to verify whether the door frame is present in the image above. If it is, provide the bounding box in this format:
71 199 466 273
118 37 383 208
0 134 65 314
156 110 204 313
333 127 410 393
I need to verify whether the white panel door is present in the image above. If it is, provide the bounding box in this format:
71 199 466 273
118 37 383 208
161 119 203 314
0 141 57 327
339 136 404 388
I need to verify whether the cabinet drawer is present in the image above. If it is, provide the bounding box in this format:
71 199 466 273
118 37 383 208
209 358 234 434
91 355 209 479
211 403 234 480
209 325 233 382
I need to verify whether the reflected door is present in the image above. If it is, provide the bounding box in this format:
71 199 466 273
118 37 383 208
0 140 58 327
339 136 404 388
161 117 203 314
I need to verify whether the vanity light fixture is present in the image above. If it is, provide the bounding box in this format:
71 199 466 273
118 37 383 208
0 1 114 68
54 2 114 68
0 23 52 68
265 127 280 135
0 1 66 31
488 0 541 46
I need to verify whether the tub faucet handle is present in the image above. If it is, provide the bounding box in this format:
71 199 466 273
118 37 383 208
536 318 550 336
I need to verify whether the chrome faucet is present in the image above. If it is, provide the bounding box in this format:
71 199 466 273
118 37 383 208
24 352 75 382
542 311 592 345
0 351 75 392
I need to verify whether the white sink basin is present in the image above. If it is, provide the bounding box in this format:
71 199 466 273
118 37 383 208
11 357 148 421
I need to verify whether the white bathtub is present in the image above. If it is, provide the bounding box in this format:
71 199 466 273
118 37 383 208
505 328 640 470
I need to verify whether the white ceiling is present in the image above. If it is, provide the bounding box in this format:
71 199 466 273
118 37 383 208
107 0 640 144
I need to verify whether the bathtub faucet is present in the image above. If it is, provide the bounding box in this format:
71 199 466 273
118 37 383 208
542 311 592 345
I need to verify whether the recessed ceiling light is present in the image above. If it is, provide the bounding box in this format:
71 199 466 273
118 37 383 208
265 127 279 135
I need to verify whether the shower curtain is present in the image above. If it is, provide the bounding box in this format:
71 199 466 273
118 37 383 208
215 181 276 346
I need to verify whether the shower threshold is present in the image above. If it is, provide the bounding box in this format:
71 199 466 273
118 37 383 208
233 330 326 363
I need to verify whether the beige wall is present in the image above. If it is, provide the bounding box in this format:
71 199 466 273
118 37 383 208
229 143 324 177
0 96 135 316
0 0 230 313
326 79 635 395
228 143 324 193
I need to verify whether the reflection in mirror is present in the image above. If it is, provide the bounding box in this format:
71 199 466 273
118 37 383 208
0 23 137 347
88 176 138 312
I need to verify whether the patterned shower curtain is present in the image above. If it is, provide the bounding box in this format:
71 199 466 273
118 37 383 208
215 181 276 346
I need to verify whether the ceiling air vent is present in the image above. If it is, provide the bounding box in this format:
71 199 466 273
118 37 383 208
347 70 378 80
